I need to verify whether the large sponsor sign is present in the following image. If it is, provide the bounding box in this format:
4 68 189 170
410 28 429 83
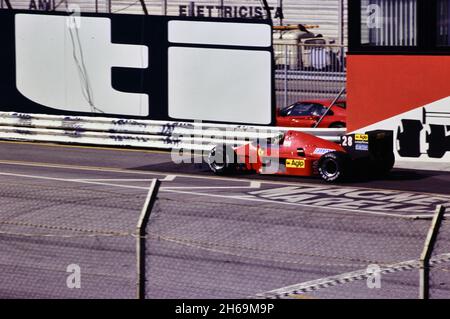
347 55 450 163
356 97 450 162
0 10 274 125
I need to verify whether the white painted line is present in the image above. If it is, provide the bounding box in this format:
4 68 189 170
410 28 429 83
0 171 149 190
161 186 255 190
70 180 149 190
250 181 262 188
160 189 431 219
73 179 153 182
161 181 261 190
161 175 176 182
73 175 175 182
255 253 450 299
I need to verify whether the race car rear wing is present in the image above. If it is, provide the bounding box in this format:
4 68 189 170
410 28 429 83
341 130 394 160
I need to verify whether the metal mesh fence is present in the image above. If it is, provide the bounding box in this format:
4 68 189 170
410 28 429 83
274 43 347 107
144 191 447 299
0 174 447 299
0 177 149 298
430 219 450 299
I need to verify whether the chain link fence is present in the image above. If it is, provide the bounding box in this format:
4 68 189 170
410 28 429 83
143 190 449 299
275 43 347 107
0 176 151 298
0 174 447 299
430 218 450 299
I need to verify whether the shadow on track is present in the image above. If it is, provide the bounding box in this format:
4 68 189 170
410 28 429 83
131 161 450 195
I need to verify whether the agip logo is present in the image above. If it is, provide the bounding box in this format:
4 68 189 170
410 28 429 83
286 159 306 169
355 134 369 142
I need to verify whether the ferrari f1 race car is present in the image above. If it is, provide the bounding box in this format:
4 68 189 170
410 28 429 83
207 130 395 182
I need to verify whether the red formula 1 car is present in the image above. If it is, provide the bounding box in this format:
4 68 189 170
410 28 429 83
207 130 395 182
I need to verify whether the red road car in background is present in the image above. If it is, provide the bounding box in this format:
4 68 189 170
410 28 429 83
276 100 346 128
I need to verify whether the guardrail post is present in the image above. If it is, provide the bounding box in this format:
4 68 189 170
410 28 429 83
284 45 288 109
136 178 161 300
419 205 446 299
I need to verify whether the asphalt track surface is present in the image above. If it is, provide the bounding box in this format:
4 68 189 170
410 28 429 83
0 140 449 299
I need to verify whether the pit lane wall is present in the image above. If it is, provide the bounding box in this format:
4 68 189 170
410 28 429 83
347 55 450 163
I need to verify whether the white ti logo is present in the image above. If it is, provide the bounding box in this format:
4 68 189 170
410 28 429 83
15 14 149 116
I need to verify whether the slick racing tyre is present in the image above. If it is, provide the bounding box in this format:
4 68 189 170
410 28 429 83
318 151 350 182
208 145 237 175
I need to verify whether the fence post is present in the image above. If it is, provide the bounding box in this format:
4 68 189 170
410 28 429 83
419 205 446 299
136 178 161 300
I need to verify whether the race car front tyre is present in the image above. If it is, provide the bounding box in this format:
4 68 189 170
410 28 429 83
318 151 350 182
208 145 237 175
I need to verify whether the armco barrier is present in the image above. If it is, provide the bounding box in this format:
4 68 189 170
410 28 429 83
0 112 345 151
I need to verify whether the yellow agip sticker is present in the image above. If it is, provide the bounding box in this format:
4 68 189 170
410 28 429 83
286 159 306 169
355 134 369 142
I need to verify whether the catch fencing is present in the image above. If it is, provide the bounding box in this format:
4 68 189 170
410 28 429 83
0 174 156 298
429 207 450 299
142 186 449 299
275 43 347 108
0 175 448 299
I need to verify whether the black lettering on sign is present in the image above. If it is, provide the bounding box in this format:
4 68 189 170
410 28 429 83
179 5 187 16
29 0 55 11
177 4 283 19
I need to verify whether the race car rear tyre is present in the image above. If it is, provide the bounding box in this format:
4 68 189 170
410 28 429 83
208 145 237 175
318 151 350 182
